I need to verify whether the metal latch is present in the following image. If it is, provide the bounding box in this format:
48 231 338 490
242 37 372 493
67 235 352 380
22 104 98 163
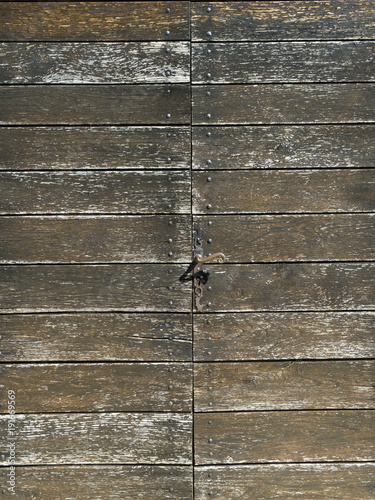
193 225 226 312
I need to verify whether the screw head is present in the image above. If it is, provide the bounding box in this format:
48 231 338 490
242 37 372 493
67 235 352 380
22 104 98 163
206 91 211 96
167 203 172 209
207 48 212 54
168 238 173 243
207 286 212 291
206 131 211 137
207 73 212 78
207 31 213 37
167 175 172 181
207 7 212 12
207 351 212 356
207 160 212 165
206 113 211 119
208 438 213 443
207 301 212 307
168 220 173 225
165 70 171 76
207 176 212 182
207 204 212 209
169 300 173 305
165 47 171 53
169 487 174 492
167 157 172 162
166 7 171 13
168 385 173 390
168 268 173 274
207 238 212 244
166 30 171 36
167 132 172 137
168 251 173 257
208 220 212 225
166 113 171 118
208 472 213 477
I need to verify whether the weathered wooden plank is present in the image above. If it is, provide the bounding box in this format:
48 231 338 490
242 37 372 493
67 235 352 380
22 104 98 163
0 264 191 313
0 2 189 41
193 41 375 83
195 463 375 499
192 84 375 125
0 42 190 84
0 363 192 412
1 313 192 362
0 126 190 170
194 312 375 361
192 125 375 170
194 411 374 464
0 171 191 214
191 1 375 41
2 465 193 499
0 413 192 464
0 85 190 125
193 169 375 214
194 361 374 411
197 263 375 312
0 216 191 263
193 214 375 262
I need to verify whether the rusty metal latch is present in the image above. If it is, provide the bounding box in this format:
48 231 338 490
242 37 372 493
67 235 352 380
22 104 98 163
193 226 226 312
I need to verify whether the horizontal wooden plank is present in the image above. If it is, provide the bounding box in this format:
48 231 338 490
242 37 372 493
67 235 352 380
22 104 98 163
192 125 375 170
0 171 191 214
0 413 192 465
194 360 374 411
0 126 190 171
195 463 375 499
0 2 189 41
3 465 193 500
0 42 190 84
1 313 192 362
0 264 191 313
193 169 375 214
194 410 375 464
193 214 375 262
0 363 192 412
0 216 191 263
192 41 375 83
194 312 375 361
192 84 375 125
196 263 375 312
0 85 190 125
191 1 375 41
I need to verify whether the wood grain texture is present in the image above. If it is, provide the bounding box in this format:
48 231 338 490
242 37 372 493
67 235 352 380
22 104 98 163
194 360 374 411
0 126 190 170
191 1 375 41
2 465 193 500
0 264 191 313
192 84 375 124
192 125 375 170
0 413 192 464
194 312 375 361
1 313 192 362
0 85 190 125
194 214 375 262
197 263 375 312
192 41 375 83
0 216 191 263
194 410 375 464
195 463 375 499
0 171 191 214
0 2 189 41
0 42 190 84
0 363 192 412
193 169 375 214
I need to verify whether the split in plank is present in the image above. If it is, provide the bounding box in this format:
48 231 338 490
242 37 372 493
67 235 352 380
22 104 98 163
0 42 190 84
193 169 375 214
0 412 192 465
1 313 192 362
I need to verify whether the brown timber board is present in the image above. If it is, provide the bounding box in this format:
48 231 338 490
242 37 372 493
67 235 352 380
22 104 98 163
193 169 375 214
194 360 374 411
1 313 192 362
0 2 190 41
0 171 190 214
0 85 190 125
0 264 191 313
3 465 193 500
194 464 375 499
194 410 375 464
192 41 375 83
0 42 190 84
192 84 375 125
193 214 375 262
0 216 191 263
197 263 375 312
0 363 192 413
0 413 192 464
0 126 190 171
191 1 375 41
194 312 375 361
192 125 375 170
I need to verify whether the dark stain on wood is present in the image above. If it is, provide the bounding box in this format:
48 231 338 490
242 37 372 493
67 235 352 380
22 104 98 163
0 1 190 41
0 85 190 125
194 410 375 464
193 169 375 213
194 312 375 361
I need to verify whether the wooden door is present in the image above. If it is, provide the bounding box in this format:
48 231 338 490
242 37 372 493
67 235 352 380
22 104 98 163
1 1 374 498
